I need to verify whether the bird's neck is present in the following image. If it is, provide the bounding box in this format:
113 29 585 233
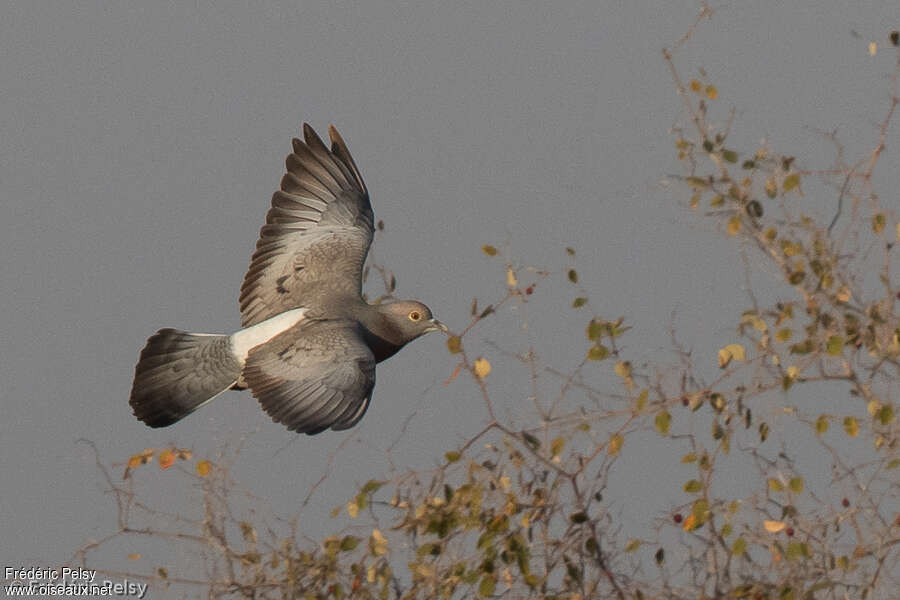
354 303 406 362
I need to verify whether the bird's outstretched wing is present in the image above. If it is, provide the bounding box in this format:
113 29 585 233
240 124 373 327
242 319 376 434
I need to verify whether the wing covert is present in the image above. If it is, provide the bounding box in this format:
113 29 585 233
241 319 376 434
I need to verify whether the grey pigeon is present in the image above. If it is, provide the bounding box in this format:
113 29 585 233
129 124 446 434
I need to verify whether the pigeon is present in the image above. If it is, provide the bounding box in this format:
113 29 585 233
129 123 447 435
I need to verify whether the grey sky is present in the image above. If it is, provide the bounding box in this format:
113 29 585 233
2 0 898 579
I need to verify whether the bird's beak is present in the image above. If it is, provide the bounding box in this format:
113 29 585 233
427 319 449 333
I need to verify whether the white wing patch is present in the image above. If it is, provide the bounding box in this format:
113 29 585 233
230 308 307 361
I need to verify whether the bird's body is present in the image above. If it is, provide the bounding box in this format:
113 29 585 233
129 124 445 434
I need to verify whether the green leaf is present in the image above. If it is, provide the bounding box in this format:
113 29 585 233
681 452 698 464
826 335 844 356
572 297 587 308
783 173 800 192
815 415 829 435
587 344 609 361
635 389 648 411
655 548 665 564
624 539 641 552
361 480 385 494
655 411 671 436
789 477 804 493
683 479 703 493
340 536 360 551
721 523 732 537
768 478 784 492
877 404 894 425
786 542 810 561
569 511 588 524
843 416 859 437
873 213 886 234
521 431 541 450
692 499 710 524
722 149 738 163
587 319 604 341
567 269 578 283
446 336 462 354
445 451 461 463
887 458 900 469
550 437 565 457
477 576 495 598
732 537 747 556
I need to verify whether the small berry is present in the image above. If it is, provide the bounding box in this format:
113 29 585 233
525 286 534 295
673 513 683 523
785 527 794 537
842 498 850 508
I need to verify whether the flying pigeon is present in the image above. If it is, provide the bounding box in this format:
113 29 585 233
129 123 447 434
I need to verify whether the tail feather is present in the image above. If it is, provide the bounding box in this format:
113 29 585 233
130 328 243 427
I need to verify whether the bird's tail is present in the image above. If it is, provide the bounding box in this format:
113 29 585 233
129 328 243 427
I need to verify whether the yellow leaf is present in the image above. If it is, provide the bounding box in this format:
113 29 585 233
682 513 697 531
789 477 804 493
690 79 702 92
473 357 491 379
481 244 498 256
786 365 798 379
768 478 784 492
608 433 624 455
550 437 565 457
814 415 829 435
506 267 517 288
614 361 632 378
776 328 792 342
625 539 641 552
127 553 141 560
705 85 718 99
764 520 786 533
196 460 211 477
587 344 609 361
347 501 359 518
869 41 877 56
843 416 859 437
718 347 733 368
499 476 511 490
727 216 741 235
732 537 747 556
371 529 388 556
896 222 900 242
783 173 800 192
873 213 886 234
837 286 852 303
158 449 175 470
725 344 745 361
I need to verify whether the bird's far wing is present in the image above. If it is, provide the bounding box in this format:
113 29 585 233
241 318 376 434
239 124 374 327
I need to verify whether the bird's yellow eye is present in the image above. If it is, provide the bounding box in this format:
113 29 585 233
408 311 421 322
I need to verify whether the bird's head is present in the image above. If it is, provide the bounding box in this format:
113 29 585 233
377 300 448 342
